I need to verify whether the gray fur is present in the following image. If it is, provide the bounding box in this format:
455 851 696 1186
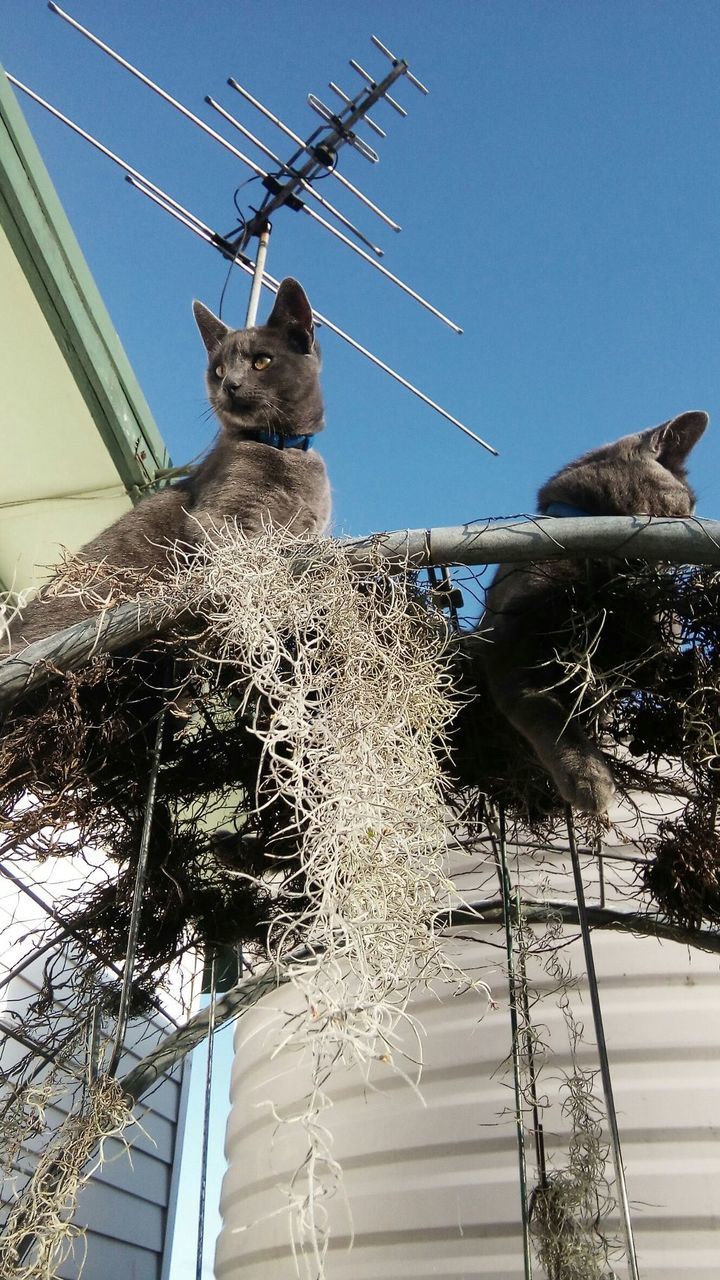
479 410 708 813
10 279 330 648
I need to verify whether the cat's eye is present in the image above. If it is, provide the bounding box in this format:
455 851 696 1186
215 364 225 378
252 354 272 371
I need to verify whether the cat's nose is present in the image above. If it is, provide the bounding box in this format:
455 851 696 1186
223 377 243 397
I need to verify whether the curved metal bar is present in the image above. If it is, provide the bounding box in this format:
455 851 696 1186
2 516 719 714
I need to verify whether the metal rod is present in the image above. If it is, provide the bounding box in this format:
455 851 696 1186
329 82 386 137
245 222 270 326
205 95 384 255
497 807 534 1280
0 858 181 1028
7 74 190 189
596 833 606 909
349 59 380 90
126 175 239 247
404 70 430 96
370 36 429 95
564 805 641 1280
305 59 407 156
227 77 402 230
515 899 549 1189
293 310 483 441
46 4 271 181
195 953 218 1280
308 93 380 161
384 94 408 119
0 934 62 996
48 3 402 246
370 35 399 62
6 72 270 249
107 707 166 1076
123 178 494 450
347 132 380 164
298 199 462 333
24 22 454 330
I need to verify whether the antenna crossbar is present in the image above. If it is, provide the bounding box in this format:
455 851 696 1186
24 9 495 449
329 82 386 138
370 35 429 95
46 3 273 183
238 55 408 224
227 78 401 231
122 176 497 454
205 95 383 256
43 8 459 329
307 94 379 161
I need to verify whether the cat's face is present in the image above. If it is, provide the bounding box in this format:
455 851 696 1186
539 410 708 517
193 279 324 438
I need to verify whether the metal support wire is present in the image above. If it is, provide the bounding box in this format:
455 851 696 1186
497 806 534 1280
107 706 166 1077
564 805 640 1280
195 953 218 1280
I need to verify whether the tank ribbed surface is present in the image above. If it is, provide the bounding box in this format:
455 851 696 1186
215 856 720 1277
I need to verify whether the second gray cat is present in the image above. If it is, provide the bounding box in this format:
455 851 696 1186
10 278 330 648
478 409 708 813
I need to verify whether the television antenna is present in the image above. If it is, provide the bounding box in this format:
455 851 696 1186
7 3 498 454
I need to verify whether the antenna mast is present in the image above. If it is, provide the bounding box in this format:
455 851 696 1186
8 5 499 454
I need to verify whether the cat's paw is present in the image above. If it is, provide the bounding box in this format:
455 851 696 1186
551 752 616 814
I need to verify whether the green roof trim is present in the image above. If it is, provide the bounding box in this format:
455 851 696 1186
0 65 171 496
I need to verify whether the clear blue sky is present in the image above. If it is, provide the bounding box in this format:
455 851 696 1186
3 2 720 1275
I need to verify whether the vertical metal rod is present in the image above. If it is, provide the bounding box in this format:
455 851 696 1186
122 176 498 452
244 223 271 326
107 707 166 1076
565 805 640 1280
514 895 549 1190
497 807 534 1280
196 953 218 1280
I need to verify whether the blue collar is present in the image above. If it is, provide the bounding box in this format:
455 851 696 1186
541 500 592 518
245 430 312 451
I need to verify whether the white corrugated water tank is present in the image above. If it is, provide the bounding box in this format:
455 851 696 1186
215 839 720 1278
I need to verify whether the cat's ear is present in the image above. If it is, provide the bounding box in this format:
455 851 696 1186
642 410 708 469
193 301 231 354
266 278 315 353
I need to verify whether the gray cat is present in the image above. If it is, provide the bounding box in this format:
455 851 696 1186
479 410 708 813
10 278 330 649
